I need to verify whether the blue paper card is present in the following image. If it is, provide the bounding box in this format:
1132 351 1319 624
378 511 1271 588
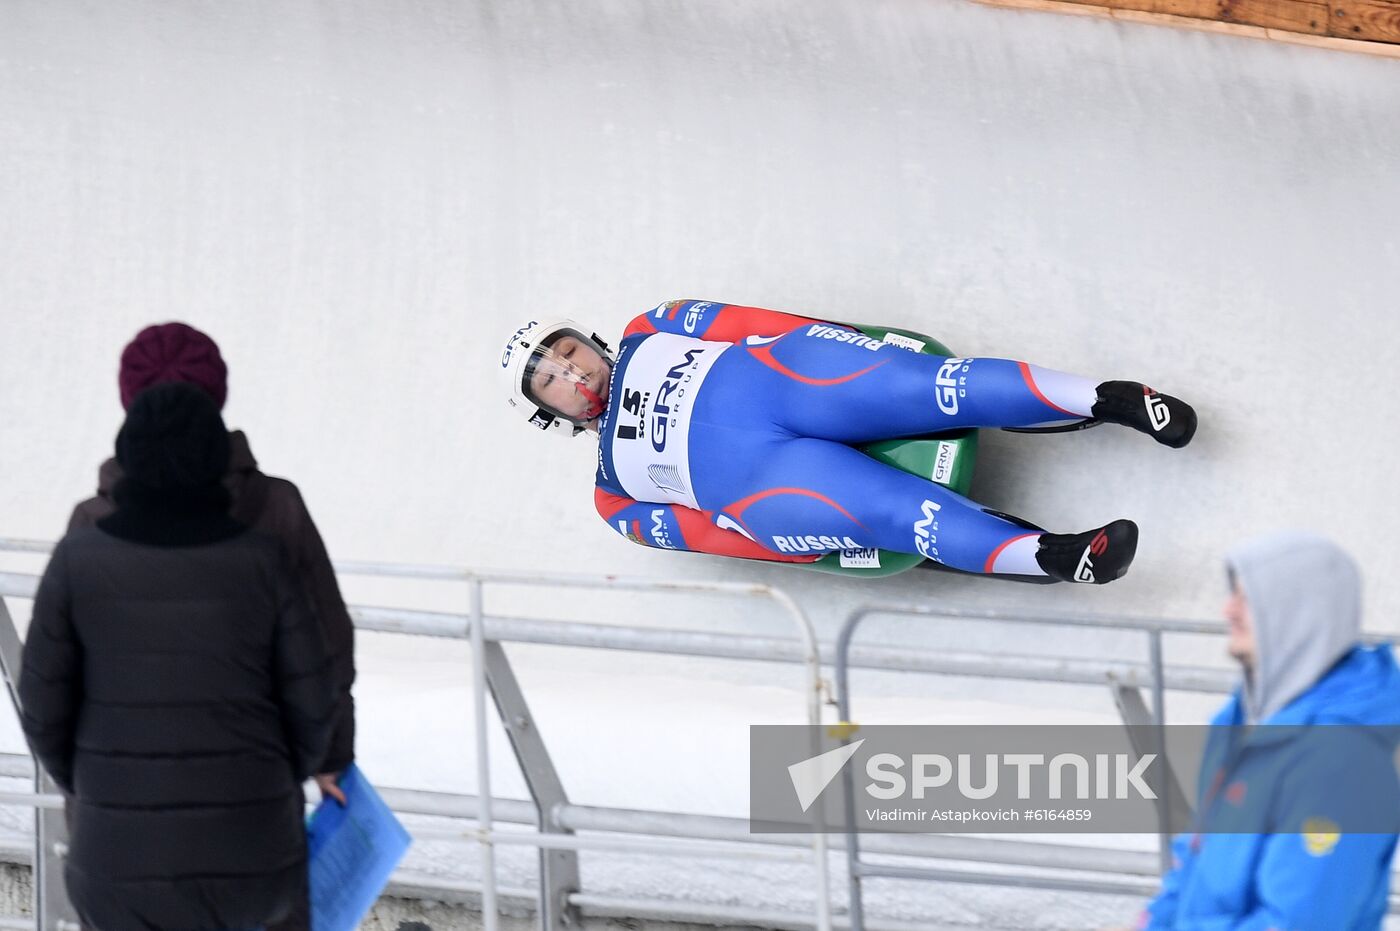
307 764 412 931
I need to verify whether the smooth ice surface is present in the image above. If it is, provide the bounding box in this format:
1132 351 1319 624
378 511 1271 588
2 1 1400 927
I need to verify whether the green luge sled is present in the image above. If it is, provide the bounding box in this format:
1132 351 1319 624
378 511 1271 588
801 325 978 578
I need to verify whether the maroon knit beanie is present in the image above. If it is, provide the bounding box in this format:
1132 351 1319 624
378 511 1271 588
118 322 228 410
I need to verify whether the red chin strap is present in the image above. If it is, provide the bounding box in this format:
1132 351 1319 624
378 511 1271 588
576 382 604 420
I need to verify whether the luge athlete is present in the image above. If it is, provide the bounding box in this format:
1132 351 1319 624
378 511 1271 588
501 300 1197 584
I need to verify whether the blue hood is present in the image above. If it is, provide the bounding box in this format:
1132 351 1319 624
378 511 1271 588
1226 531 1368 724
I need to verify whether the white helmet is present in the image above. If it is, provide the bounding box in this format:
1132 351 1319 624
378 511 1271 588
501 319 614 435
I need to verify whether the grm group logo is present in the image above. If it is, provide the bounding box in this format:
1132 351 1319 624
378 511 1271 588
649 509 677 549
913 499 942 559
683 301 714 334
651 347 707 452
931 441 959 485
880 333 926 353
839 547 881 569
935 358 970 415
502 320 538 367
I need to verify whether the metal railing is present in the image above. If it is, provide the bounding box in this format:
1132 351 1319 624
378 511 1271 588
829 601 1400 931
0 543 839 931
832 604 1188 931
457 568 832 931
5 538 1398 930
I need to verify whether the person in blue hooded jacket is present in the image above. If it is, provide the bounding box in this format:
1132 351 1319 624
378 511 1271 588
1126 532 1400 931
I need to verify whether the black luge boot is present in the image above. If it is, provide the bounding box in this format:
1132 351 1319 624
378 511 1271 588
1035 519 1139 584
1092 381 1197 448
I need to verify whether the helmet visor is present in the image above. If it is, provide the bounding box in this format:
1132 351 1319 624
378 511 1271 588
521 328 612 426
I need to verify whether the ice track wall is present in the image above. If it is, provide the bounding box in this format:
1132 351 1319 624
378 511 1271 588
2 0 1399 635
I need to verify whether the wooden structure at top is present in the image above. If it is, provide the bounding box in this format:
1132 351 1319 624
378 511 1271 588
975 0 1400 56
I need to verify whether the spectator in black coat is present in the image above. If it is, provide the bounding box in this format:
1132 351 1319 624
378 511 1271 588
20 383 339 931
69 322 357 802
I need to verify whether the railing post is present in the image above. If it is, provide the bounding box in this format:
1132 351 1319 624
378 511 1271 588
0 597 81 931
834 609 868 931
1148 629 1172 873
763 587 834 931
480 637 581 928
468 578 499 930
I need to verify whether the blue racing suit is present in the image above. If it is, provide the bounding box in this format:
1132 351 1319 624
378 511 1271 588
594 300 1099 574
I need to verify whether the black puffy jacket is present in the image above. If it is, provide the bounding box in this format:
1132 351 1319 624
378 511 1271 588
20 512 338 931
69 428 357 776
